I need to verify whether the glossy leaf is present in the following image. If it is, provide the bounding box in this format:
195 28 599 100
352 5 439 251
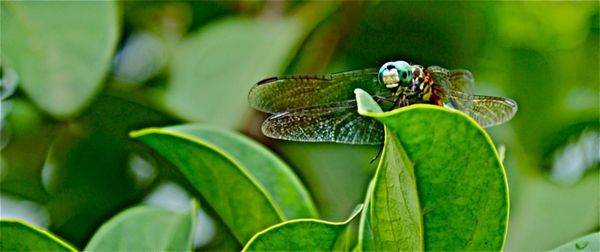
85 202 198 251
355 89 509 250
1 1 118 117
164 2 336 128
130 125 317 243
243 204 363 251
0 220 76 251
551 232 600 252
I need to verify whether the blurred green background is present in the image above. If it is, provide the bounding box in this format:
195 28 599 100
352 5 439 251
1 1 598 250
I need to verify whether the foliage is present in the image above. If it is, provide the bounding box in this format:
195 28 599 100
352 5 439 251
1 1 597 251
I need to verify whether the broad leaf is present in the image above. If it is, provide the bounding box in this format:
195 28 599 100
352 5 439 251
163 2 337 128
1 1 118 117
355 89 509 250
243 205 363 251
130 125 317 243
85 202 198 251
551 232 600 252
0 220 76 251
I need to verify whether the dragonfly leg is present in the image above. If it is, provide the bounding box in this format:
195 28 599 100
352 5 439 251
370 145 384 164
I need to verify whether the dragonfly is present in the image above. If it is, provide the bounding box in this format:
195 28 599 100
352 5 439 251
248 60 517 145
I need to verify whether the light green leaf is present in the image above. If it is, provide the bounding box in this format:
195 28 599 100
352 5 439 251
1 1 119 117
551 232 600 252
243 204 363 251
164 3 336 128
355 89 509 250
85 201 198 251
130 125 317 244
0 220 76 251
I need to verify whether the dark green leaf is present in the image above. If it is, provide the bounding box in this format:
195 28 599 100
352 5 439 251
85 202 198 251
356 89 509 250
243 204 363 251
0 220 76 251
131 125 317 243
1 1 119 117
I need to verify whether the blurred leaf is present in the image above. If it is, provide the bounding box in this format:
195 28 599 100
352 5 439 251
164 2 336 128
1 1 119 117
85 201 198 251
243 204 363 251
131 125 317 243
551 232 600 252
355 89 509 250
505 172 599 250
0 220 76 251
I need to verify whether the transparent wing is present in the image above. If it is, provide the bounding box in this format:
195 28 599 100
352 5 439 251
261 100 384 145
427 66 475 111
467 95 518 128
249 68 389 113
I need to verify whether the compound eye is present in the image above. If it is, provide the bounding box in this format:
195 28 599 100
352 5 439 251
392 61 413 86
378 62 401 89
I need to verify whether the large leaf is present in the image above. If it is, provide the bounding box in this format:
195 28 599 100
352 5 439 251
130 125 317 243
243 204 363 251
1 1 119 117
355 89 509 250
0 220 76 251
551 232 600 252
85 202 198 251
163 2 336 128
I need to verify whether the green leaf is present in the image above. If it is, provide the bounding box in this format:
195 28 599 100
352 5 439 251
551 232 600 252
355 89 509 250
164 3 336 128
85 202 198 251
243 204 363 251
1 1 119 117
358 127 423 250
130 125 318 243
0 220 76 251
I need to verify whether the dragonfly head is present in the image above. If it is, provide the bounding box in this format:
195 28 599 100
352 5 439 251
378 61 413 89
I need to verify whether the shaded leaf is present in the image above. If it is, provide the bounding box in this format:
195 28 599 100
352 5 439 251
85 202 198 251
243 205 363 251
131 125 317 243
0 220 76 251
355 89 509 250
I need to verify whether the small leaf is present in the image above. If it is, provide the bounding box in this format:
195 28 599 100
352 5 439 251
164 3 336 128
243 204 363 251
1 1 119 117
551 232 599 252
131 125 317 243
359 127 423 250
85 201 198 251
355 89 509 250
0 220 76 251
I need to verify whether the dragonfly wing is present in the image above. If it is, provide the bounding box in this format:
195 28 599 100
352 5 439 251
427 67 475 111
249 68 389 113
467 95 518 128
261 100 384 145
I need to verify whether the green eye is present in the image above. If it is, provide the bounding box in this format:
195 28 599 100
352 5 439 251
391 61 412 86
378 60 412 88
